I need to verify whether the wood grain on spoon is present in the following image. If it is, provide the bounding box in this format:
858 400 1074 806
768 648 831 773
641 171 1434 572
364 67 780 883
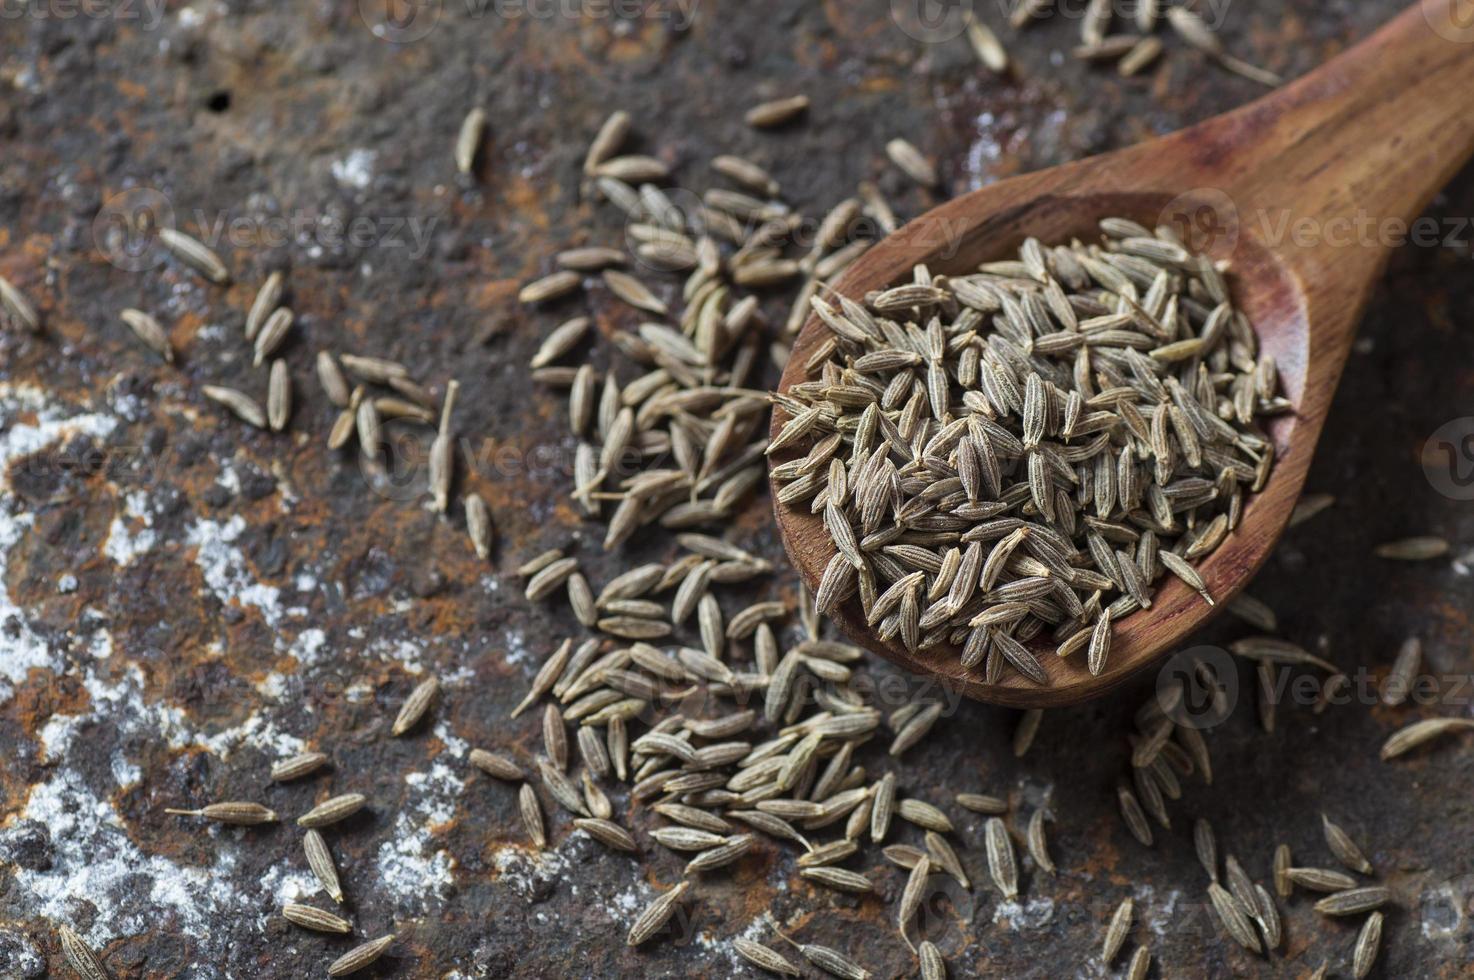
770 3 1474 708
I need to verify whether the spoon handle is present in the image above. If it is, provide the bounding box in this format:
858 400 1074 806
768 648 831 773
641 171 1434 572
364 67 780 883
1201 2 1474 339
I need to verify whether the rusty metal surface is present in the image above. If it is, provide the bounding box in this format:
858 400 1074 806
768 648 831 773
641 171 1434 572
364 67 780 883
1 1 1472 977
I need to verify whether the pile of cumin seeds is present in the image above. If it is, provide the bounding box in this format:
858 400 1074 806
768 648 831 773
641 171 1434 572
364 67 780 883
772 221 1286 684
496 111 1008 977
520 108 914 550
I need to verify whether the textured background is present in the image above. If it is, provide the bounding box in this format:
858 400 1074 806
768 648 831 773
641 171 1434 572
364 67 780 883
2 0 1472 977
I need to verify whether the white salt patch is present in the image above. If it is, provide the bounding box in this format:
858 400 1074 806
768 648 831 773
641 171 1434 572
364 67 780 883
38 711 83 763
993 896 1055 931
432 720 468 757
332 149 376 190
261 863 323 907
373 765 461 912
366 637 423 670
186 514 283 628
288 627 328 667
1134 884 1182 936
71 661 305 759
492 845 570 898
104 513 156 565
1420 876 1471 939
0 390 118 685
503 629 532 667
13 770 218 947
255 672 289 699
110 751 141 789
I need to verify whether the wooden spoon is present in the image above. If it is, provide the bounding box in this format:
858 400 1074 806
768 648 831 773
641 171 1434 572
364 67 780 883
771 3 1474 708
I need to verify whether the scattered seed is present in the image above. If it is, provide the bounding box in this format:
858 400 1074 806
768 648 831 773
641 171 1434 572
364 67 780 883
965 13 1008 73
1026 809 1054 873
1322 813 1374 874
1382 637 1423 706
1273 843 1292 898
392 676 440 736
327 935 395 977
466 492 493 560
584 110 631 175
956 793 1009 815
201 385 266 429
733 937 801 977
745 95 809 128
58 924 110 980
456 107 487 174
918 940 946 980
246 271 284 341
626 881 691 945
1117 785 1153 846
298 793 367 829
304 829 344 903
519 783 546 848
1102 897 1133 963
272 751 329 782
1373 535 1449 560
1289 492 1335 526
985 817 1018 899
158 227 230 283
266 359 291 431
1354 910 1384 979
1381 717 1474 759
575 817 638 852
282 902 351 934
520 271 583 305
1207 882 1261 952
1286 867 1359 893
470 748 523 781
164 802 278 825
1126 946 1150 980
1314 886 1390 916
603 270 668 314
0 274 41 333
1118 36 1163 76
119 308 173 363
885 138 938 187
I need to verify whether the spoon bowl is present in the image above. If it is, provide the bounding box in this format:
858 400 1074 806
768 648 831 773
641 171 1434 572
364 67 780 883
771 3 1474 707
